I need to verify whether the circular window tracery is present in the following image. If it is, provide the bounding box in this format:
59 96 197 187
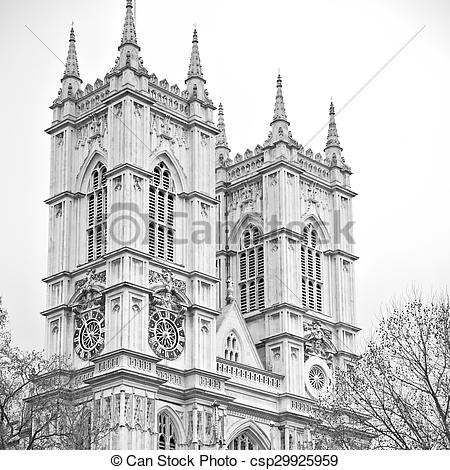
309 365 326 391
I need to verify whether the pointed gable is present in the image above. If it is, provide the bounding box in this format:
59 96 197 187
216 301 264 369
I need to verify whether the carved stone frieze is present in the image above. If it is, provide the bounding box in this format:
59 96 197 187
227 181 262 213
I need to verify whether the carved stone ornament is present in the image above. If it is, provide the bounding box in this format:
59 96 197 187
149 269 186 293
303 321 337 365
148 269 191 361
225 277 235 305
74 269 106 293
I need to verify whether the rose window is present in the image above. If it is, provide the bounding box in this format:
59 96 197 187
309 365 326 391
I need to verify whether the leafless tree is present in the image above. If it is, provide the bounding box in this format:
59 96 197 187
0 298 110 449
314 294 450 449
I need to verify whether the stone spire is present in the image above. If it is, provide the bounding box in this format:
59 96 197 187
324 99 343 163
272 74 288 124
268 74 290 145
187 28 204 80
120 0 139 48
63 26 80 81
185 28 206 102
113 0 141 72
216 102 229 148
216 102 230 167
325 100 341 149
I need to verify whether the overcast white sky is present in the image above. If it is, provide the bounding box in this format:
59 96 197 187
0 0 449 351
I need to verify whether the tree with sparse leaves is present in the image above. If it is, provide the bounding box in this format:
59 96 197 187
0 297 110 450
314 295 450 449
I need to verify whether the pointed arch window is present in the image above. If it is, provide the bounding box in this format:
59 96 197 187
224 331 240 362
228 432 261 450
157 412 178 450
238 226 264 314
87 163 107 262
149 163 175 262
300 224 323 313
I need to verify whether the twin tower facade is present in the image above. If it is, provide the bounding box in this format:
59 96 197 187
43 1 359 450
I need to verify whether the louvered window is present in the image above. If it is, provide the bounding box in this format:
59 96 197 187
149 163 176 262
239 254 246 281
257 278 265 309
240 284 247 313
301 246 306 275
308 281 315 309
315 252 322 281
87 163 107 262
316 284 323 312
300 224 324 313
302 278 307 307
238 227 264 313
257 247 264 276
249 250 256 277
249 282 256 311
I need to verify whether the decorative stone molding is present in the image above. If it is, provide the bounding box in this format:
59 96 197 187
148 269 186 294
74 269 106 292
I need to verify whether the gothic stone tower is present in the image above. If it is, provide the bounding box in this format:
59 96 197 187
43 1 359 450
215 79 359 448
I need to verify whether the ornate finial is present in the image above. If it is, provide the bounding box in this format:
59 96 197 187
325 99 341 149
272 74 288 122
216 102 229 148
120 0 139 48
187 27 203 79
63 25 80 80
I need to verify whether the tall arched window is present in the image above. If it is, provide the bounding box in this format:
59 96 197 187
224 331 240 362
301 224 323 313
239 226 264 314
157 412 178 450
87 163 107 262
149 163 175 262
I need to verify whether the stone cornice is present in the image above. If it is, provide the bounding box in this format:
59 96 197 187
329 184 357 197
258 158 304 176
91 348 161 366
42 270 72 283
324 249 359 261
178 190 218 205
263 227 304 241
45 116 78 134
40 304 71 317
259 331 307 345
84 368 166 389
186 304 220 317
334 321 361 333
105 162 154 180
44 191 84 205
185 115 219 135
102 281 150 296
335 349 361 360
227 403 280 423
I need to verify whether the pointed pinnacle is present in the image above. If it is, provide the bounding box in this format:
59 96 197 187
272 74 288 122
63 25 80 80
120 0 139 48
187 28 203 79
326 99 341 148
216 102 229 147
